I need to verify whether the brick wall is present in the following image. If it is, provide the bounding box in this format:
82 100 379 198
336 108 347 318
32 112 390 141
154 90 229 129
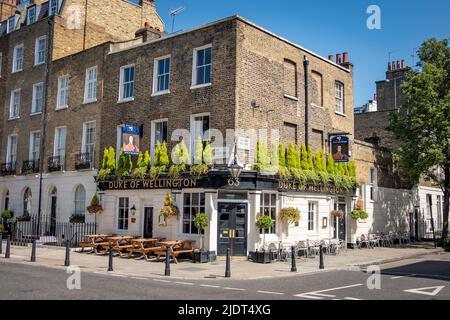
354 110 399 150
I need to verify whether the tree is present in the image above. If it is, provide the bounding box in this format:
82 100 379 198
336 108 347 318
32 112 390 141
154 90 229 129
154 141 161 167
144 150 151 170
326 154 336 174
388 38 450 238
203 141 213 166
160 142 170 167
279 144 286 167
300 144 308 170
307 146 314 170
101 148 109 169
287 143 300 169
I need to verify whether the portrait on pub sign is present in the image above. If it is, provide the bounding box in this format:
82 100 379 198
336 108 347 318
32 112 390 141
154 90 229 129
122 124 140 155
331 136 350 162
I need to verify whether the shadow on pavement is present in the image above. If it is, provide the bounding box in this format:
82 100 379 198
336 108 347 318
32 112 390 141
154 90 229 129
381 260 450 282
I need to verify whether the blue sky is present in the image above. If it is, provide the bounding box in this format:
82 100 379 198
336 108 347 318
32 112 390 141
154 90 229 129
136 0 450 108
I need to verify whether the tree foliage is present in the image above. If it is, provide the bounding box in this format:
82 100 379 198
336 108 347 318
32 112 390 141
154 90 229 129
388 38 450 238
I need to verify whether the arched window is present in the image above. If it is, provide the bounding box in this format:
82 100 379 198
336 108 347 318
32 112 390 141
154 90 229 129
23 188 32 216
74 185 86 215
3 189 9 211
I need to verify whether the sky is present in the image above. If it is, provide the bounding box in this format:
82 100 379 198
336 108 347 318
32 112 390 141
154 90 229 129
134 0 450 108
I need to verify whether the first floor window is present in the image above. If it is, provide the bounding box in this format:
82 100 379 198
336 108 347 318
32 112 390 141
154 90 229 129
6 135 17 165
32 83 44 114
183 193 205 234
10 89 20 119
118 197 129 230
308 202 317 231
54 127 67 163
23 188 32 216
335 81 344 114
153 56 170 94
29 131 41 161
191 114 210 163
74 185 86 215
192 45 212 86
82 121 96 161
35 36 47 65
12 45 23 72
151 120 168 158
260 193 276 234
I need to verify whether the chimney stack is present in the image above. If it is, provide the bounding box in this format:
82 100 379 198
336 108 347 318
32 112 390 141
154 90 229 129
336 53 342 64
135 23 162 42
388 62 391 71
396 60 400 70
328 55 334 62
343 52 349 63
401 59 405 69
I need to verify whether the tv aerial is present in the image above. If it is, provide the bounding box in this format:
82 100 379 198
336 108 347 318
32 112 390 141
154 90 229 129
170 7 185 33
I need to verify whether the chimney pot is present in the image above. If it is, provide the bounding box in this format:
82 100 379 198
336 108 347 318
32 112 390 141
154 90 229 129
396 61 400 70
401 59 405 69
328 55 334 62
343 52 349 63
388 62 391 71
392 61 396 70
336 53 342 64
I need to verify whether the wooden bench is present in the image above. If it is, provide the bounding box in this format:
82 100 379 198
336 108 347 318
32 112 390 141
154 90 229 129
155 241 195 264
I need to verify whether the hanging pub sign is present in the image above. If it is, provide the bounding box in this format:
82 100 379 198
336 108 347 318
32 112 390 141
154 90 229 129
122 124 140 155
331 136 350 163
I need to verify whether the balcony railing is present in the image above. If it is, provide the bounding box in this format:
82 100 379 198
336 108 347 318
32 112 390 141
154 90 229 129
22 160 40 175
48 156 64 172
75 152 94 170
0 162 16 176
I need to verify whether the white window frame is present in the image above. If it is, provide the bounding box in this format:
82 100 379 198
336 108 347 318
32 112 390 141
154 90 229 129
49 0 59 16
307 202 318 232
7 16 17 34
152 55 171 96
9 89 21 119
118 64 135 103
74 185 86 216
27 6 37 25
12 44 24 73
369 168 377 202
56 75 70 109
182 192 206 235
150 118 168 160
81 121 96 160
53 126 67 162
191 44 212 89
83 66 98 103
29 131 41 161
335 81 345 115
6 134 18 165
31 82 44 115
259 193 277 234
189 112 210 163
117 197 129 231
34 36 47 66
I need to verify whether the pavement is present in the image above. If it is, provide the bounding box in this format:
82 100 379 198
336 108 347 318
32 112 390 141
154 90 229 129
1 252 450 300
0 241 443 280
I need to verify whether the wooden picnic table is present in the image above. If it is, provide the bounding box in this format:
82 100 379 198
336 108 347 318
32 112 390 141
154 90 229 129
125 238 161 260
108 236 136 257
155 240 195 264
79 234 113 253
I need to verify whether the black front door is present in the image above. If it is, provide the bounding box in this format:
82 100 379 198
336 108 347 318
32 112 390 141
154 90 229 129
217 203 247 256
50 196 57 236
336 202 346 241
143 207 153 238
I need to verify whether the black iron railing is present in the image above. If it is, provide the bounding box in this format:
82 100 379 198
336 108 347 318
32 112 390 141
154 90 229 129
75 152 93 170
0 162 16 176
48 156 64 172
22 159 40 175
10 214 96 248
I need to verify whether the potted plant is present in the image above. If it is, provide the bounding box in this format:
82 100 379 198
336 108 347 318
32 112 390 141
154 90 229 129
193 212 214 263
250 214 275 263
1 210 13 235
0 223 4 234
351 209 369 221
87 194 103 214
160 192 180 223
69 214 85 223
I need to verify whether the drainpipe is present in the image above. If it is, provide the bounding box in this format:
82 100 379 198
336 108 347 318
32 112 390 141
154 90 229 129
303 55 310 148
37 16 54 237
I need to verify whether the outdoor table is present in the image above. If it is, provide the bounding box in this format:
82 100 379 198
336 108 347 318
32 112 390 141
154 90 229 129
81 234 113 254
126 238 161 260
156 240 194 264
107 236 136 257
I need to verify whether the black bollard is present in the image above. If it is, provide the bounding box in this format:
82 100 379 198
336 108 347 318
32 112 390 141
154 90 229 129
108 246 114 272
64 240 70 267
225 248 231 278
0 234 3 255
290 246 297 272
5 237 11 259
319 245 324 269
164 245 171 276
31 239 36 262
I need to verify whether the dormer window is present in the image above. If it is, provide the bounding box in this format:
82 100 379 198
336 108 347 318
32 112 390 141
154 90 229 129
28 6 37 25
7 16 17 34
49 0 59 15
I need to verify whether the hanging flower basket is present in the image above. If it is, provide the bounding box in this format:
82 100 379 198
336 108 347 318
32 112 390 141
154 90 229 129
160 192 180 219
330 210 345 220
87 204 103 214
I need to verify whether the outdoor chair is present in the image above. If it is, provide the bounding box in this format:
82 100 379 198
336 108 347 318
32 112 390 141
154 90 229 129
360 234 372 249
296 241 309 258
